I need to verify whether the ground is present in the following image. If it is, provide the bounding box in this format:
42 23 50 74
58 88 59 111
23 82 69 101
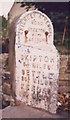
2 104 69 119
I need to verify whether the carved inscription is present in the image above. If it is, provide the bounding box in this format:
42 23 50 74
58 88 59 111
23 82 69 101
16 11 53 45
15 45 59 113
15 10 60 114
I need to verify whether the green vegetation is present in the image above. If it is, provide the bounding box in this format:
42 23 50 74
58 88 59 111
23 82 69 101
0 16 8 39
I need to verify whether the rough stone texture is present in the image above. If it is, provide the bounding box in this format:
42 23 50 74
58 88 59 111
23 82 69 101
7 2 69 115
8 3 36 89
2 83 11 95
8 2 70 94
0 53 9 109
14 10 60 114
58 55 70 93
8 2 36 24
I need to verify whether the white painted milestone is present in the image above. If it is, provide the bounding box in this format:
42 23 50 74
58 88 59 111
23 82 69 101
15 10 60 113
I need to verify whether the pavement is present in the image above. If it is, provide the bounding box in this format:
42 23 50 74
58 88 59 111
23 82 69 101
2 104 69 119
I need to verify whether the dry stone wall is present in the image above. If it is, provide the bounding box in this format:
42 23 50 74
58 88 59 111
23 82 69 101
59 55 70 93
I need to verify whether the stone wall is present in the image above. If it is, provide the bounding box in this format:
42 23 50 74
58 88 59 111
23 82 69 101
58 55 70 93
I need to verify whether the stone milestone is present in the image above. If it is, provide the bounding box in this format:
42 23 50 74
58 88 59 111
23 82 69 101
14 10 60 113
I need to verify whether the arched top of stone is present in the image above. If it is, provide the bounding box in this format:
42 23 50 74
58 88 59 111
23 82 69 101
15 10 54 46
